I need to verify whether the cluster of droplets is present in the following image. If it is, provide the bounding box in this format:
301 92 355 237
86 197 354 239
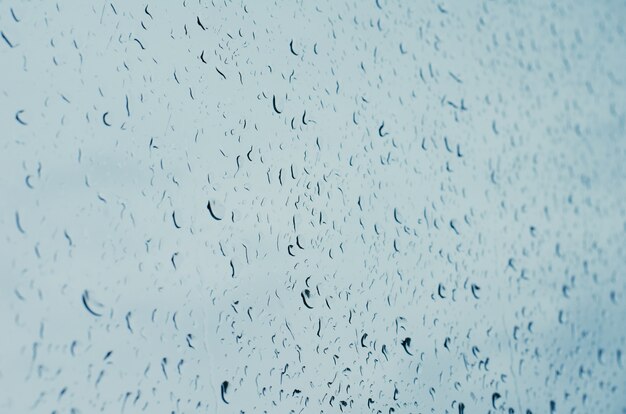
1 1 625 413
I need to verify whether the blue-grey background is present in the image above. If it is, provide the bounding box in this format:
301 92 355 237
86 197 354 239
1 1 625 413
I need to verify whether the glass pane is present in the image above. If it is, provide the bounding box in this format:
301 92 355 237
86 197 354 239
1 1 625 413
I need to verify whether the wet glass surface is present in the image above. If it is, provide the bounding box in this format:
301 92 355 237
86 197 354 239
1 1 625 413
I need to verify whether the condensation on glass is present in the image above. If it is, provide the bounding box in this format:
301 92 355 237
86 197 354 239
1 1 625 413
